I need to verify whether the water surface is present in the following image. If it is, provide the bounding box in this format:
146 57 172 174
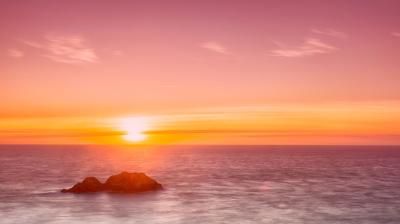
0 145 399 223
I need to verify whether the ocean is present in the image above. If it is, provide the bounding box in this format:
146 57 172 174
0 145 399 224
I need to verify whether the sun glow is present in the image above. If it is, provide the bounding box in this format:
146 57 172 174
118 117 151 142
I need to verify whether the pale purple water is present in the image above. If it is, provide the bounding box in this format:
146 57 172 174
0 145 400 224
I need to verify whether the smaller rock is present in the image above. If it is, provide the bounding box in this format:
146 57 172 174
61 177 103 193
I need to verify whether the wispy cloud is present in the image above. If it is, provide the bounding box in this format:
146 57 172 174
269 38 337 58
200 41 230 55
22 34 98 64
7 49 24 58
391 32 400 37
311 28 348 39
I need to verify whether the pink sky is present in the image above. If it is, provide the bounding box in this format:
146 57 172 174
1 1 400 144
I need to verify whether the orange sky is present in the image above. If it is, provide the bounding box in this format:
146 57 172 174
1 1 400 145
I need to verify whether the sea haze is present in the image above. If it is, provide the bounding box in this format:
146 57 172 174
0 145 399 224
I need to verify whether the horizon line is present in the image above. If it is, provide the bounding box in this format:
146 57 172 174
1 144 400 147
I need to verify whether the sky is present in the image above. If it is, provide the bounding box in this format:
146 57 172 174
1 0 400 145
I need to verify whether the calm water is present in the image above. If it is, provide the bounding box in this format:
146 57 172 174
0 145 400 224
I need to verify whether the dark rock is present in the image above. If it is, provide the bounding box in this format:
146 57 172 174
61 177 103 193
61 172 162 194
104 172 163 193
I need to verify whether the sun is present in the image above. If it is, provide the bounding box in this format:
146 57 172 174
123 132 147 142
118 116 151 143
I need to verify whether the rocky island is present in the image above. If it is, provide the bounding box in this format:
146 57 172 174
61 172 163 194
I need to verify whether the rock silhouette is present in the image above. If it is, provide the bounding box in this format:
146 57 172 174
61 172 162 193
105 172 163 193
61 177 104 193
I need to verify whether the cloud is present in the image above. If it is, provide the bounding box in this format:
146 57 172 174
391 32 400 37
269 38 337 58
22 40 42 48
7 49 24 58
22 34 98 64
200 41 230 54
312 28 348 39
